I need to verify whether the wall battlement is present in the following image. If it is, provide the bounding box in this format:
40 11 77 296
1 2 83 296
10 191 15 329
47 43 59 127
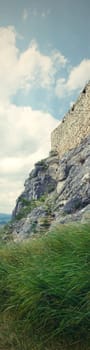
51 81 90 157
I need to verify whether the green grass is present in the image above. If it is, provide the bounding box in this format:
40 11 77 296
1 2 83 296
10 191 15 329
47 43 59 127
15 195 47 220
0 223 90 350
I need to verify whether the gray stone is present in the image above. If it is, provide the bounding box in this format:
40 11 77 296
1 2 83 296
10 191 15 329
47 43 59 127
56 180 65 195
8 135 90 241
63 196 83 214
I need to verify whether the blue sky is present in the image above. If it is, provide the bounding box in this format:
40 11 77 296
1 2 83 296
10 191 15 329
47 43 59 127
0 0 90 212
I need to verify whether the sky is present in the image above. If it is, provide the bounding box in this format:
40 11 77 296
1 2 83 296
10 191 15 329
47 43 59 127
0 0 90 213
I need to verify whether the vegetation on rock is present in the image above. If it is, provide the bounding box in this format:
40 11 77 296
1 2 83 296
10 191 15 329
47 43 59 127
15 195 47 220
9 135 90 240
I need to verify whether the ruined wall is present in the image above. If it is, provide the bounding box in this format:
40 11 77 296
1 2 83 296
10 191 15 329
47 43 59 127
51 82 90 157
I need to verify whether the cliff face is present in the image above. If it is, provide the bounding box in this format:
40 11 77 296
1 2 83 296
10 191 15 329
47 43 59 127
8 135 90 241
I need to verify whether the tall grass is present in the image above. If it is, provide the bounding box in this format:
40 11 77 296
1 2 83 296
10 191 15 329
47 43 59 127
0 223 90 350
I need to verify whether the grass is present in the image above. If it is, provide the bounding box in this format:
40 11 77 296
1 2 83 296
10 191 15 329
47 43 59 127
15 195 47 220
0 223 90 350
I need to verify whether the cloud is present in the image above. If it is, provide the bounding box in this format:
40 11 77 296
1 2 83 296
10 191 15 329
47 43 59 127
29 8 51 18
0 26 67 103
0 103 58 159
55 78 66 98
0 178 23 213
1 25 89 213
52 51 68 67
55 59 90 98
0 102 59 213
0 25 66 212
22 8 28 21
67 59 90 91
0 26 18 102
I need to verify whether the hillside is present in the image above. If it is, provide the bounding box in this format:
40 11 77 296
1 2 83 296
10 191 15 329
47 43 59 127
4 135 90 242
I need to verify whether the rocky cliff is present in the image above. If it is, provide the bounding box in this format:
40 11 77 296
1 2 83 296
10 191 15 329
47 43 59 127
6 135 90 241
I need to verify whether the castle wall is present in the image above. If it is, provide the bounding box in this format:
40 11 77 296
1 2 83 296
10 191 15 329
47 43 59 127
51 82 90 157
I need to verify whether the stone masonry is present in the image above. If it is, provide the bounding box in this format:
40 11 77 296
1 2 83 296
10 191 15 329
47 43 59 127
51 81 90 157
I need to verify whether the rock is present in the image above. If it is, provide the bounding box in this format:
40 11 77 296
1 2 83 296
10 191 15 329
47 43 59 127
12 158 57 218
50 204 90 228
81 204 90 223
7 135 90 241
63 196 83 214
56 180 65 195
12 205 54 241
55 136 90 213
57 161 69 181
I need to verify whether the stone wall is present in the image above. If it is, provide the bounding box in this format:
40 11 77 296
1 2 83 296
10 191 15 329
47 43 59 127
51 82 90 157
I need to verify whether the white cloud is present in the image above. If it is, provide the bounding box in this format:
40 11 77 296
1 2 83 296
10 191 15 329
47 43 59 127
55 78 67 97
1 25 89 214
52 51 68 67
0 102 59 213
30 8 51 18
22 8 28 21
0 26 67 103
0 178 23 213
17 40 53 88
67 59 90 91
0 103 58 160
0 26 18 102
0 25 66 213
55 59 90 98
